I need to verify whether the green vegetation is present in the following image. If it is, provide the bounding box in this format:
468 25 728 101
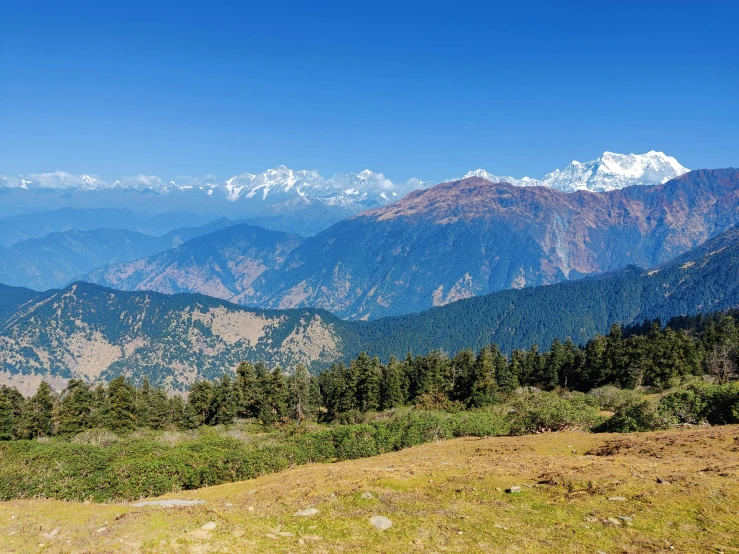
2 310 739 502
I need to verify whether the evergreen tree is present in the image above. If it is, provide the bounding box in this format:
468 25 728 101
21 381 55 438
450 349 476 402
380 356 405 409
167 395 186 429
235 362 259 418
354 353 381 412
210 374 239 425
287 364 314 421
0 385 24 440
469 345 499 407
185 380 214 427
104 377 137 431
57 379 94 436
259 367 288 424
148 388 171 429
135 376 153 428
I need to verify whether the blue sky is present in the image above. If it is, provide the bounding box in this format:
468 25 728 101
1 0 737 182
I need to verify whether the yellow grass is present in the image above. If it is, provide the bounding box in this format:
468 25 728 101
2 425 738 553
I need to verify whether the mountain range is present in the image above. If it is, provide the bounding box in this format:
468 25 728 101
0 219 237 290
465 150 688 192
81 168 739 319
0 151 688 235
3 219 739 393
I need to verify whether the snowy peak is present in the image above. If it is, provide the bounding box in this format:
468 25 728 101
466 151 689 193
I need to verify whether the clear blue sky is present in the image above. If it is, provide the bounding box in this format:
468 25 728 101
1 0 737 182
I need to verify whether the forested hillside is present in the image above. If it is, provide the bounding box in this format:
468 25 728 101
0 282 346 393
2 224 739 392
351 224 739 359
245 169 739 318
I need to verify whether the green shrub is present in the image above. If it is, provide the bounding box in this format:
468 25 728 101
507 391 603 435
588 386 643 411
595 398 676 433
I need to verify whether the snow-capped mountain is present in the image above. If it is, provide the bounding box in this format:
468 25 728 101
0 166 422 202
0 152 691 235
0 166 427 235
465 151 689 192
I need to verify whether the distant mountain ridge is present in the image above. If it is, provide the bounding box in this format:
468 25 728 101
79 168 739 319
0 152 688 234
241 168 739 319
465 150 688 192
81 224 302 301
0 219 237 290
4 222 739 393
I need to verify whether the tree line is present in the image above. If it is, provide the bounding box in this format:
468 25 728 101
1 311 738 439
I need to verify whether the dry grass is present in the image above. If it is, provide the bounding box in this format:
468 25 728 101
1 425 738 553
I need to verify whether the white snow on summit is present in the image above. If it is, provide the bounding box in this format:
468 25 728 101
0 151 690 207
465 151 690 192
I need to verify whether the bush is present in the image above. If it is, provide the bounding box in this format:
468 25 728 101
71 428 121 447
507 391 603 435
658 389 707 424
588 386 643 411
595 398 676 433
686 382 739 425
0 409 512 502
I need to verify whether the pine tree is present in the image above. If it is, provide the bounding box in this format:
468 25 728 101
259 367 288 424
235 362 259 418
380 356 405 409
104 376 137 431
0 385 25 440
288 364 314 421
354 353 381 412
210 374 239 425
185 380 214 428
167 395 186 429
148 388 172 429
57 379 94 436
469 345 499 407
135 376 153 428
21 381 55 438
450 349 476 402
496 355 519 395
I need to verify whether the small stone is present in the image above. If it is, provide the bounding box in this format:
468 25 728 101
608 496 627 502
96 527 107 533
201 522 217 531
361 492 374 499
413 538 423 545
369 515 393 530
506 486 522 494
657 478 671 485
40 527 61 540
298 539 305 545
247 506 255 513
457 531 464 534
232 530 245 537
617 516 633 522
606 517 622 526
294 508 319 517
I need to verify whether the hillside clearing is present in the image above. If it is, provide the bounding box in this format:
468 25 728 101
1 425 737 553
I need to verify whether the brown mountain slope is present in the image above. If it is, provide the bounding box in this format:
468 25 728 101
245 168 739 319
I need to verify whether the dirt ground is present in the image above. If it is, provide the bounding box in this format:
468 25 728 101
1 425 737 553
